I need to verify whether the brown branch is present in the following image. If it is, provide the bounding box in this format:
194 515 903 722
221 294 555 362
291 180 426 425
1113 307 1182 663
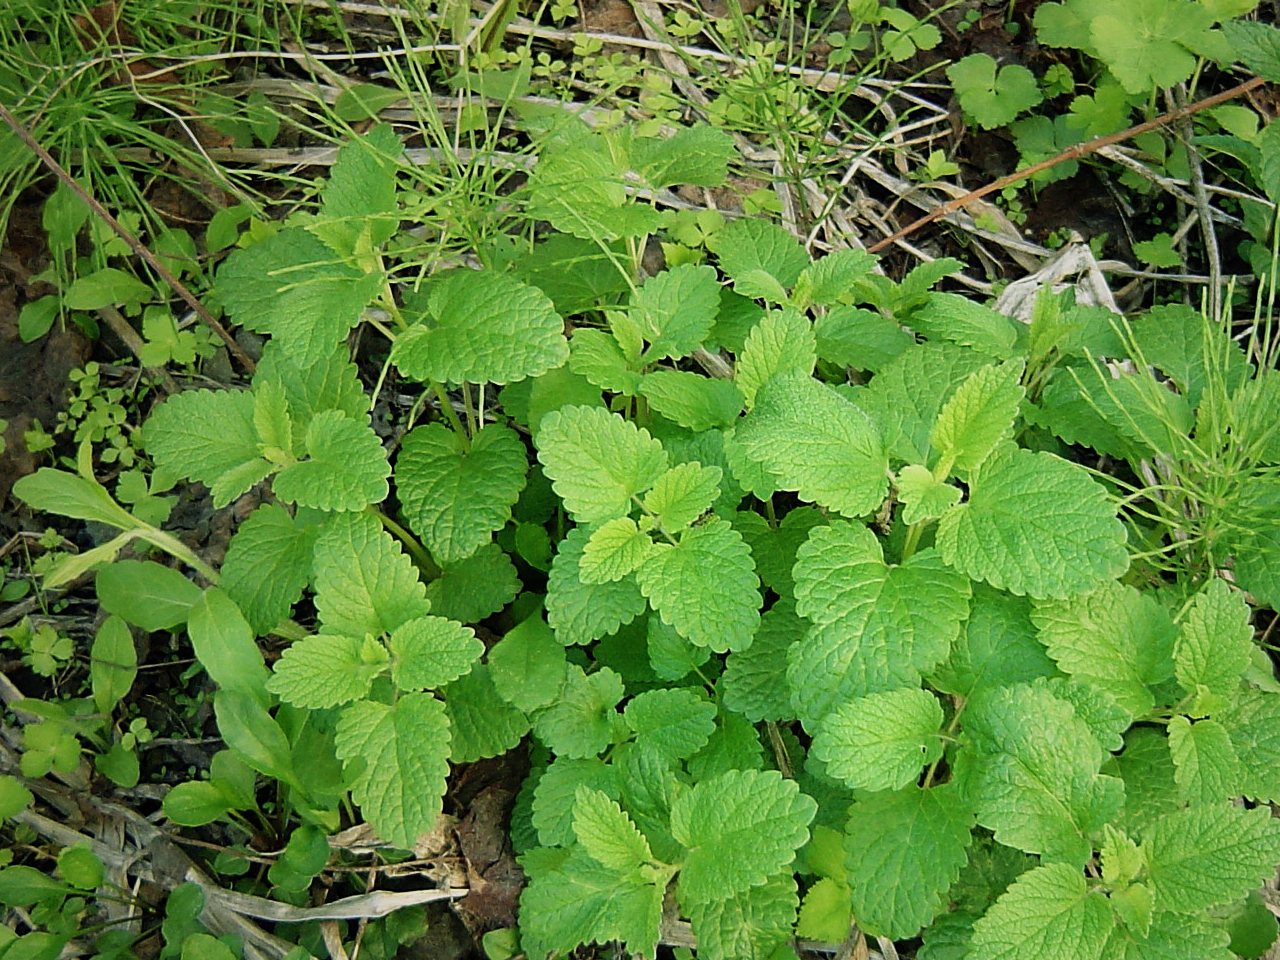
868 76 1266 255
0 100 256 376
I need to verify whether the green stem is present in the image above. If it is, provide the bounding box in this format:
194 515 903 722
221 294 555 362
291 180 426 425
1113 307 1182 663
431 379 470 452
371 508 441 579
900 521 925 563
461 381 478 436
135 528 219 584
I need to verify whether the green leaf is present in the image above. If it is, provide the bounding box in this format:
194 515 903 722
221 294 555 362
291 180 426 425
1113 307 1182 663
1092 0 1223 95
11 468 136 530
442 664 530 763
273 411 389 510
638 370 743 431
1031 581 1176 716
312 512 432 638
143 389 270 509
215 226 383 367
533 757 620 846
255 342 369 441
396 422 527 563
931 359 1025 477
335 692 451 848
569 328 642 395
96 560 202 631
790 522 970 726
252 378 293 458
537 405 668 523
792 248 878 308
623 688 716 761
518 847 662 959
632 263 721 363
946 54 1044 130
964 682 1122 865
219 503 316 635
814 305 913 373
732 506 826 601
423 542 520 623
937 445 1128 599
91 615 136 716
647 616 711 682
1224 19 1280 83
267 634 385 708
580 518 654 584
797 876 852 943
735 373 887 517
488 615 567 712
734 308 816 408
711 218 810 290
633 124 737 189
969 862 1114 960
896 464 963 525
63 267 153 311
531 665 624 758
722 600 802 721
317 124 401 247
214 690 299 789
643 462 721 533
187 589 270 707
636 518 761 652
1168 716 1240 805
912 293 1020 360
687 874 798 960
672 769 815 905
389 616 482 690
1217 690 1280 802
1175 579 1252 711
392 269 568 385
931 583 1056 699
812 688 943 792
844 784 975 940
546 526 648 645
573 786 652 870
1143 803 1280 914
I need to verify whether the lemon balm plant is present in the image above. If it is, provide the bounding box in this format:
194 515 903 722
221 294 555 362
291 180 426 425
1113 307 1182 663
12 105 1280 960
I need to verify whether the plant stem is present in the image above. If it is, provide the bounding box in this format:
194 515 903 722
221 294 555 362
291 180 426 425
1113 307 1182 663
371 508 441 579
430 379 470 452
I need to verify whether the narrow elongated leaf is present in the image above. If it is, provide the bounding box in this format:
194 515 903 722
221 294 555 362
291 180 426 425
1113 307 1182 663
187 589 270 707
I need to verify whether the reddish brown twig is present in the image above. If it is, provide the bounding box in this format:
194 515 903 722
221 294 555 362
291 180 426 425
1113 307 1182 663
0 100 256 376
868 76 1266 255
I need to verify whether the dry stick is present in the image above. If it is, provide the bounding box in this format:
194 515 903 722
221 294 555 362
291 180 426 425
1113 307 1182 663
867 76 1265 255
0 100 257 376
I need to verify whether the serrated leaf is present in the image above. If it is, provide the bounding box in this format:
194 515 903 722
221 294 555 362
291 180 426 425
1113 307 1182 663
1224 19 1280 83
734 308 816 408
1044 677 1131 753
638 369 743 431
671 769 816 905
946 54 1044 130
969 862 1113 960
1168 716 1240 805
1092 0 1223 96
335 693 450 848
442 663 530 763
580 518 653 584
546 526 648 645
844 784 975 939
731 507 826 601
964 682 1123 865
253 378 293 458
533 757 619 846
631 263 721 363
623 688 716 761
711 218 810 289
790 522 970 726
396 422 527 563
735 373 887 517
687 874 798 960
931 359 1025 477
1031 581 1176 716
1143 803 1280 914
792 248 878 308
647 616 710 682
143 389 268 509
1175 579 1252 709
1101 908 1233 960
392 269 568 385
273 411 389 510
896 464 962 525
814 305 913 373
318 124 401 248
215 226 383 367
537 405 668 523
488 615 567 712
388 616 481 690
518 847 662 959
931 583 1056 699
254 341 369 440
573 786 652 871
1217 690 1280 802
937 445 1128 599
532 665 624 758
722 600 802 721
569 328 642 394
643 462 721 533
636 518 761 652
423 542 520 623
267 634 385 708
633 124 736 189
219 503 316 635
812 688 943 792
313 511 432 637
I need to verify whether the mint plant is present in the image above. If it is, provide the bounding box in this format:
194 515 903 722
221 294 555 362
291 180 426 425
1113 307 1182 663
13 96 1280 960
